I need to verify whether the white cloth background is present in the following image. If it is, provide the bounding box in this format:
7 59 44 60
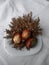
0 0 49 65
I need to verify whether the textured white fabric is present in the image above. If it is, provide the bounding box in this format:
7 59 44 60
0 0 49 65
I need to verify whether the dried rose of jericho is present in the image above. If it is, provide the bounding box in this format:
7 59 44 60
4 12 42 50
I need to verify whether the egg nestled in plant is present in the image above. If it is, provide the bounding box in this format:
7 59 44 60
22 30 31 39
26 38 37 49
13 33 21 44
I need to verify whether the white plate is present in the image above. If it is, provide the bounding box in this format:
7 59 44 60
3 35 42 56
0 56 7 65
